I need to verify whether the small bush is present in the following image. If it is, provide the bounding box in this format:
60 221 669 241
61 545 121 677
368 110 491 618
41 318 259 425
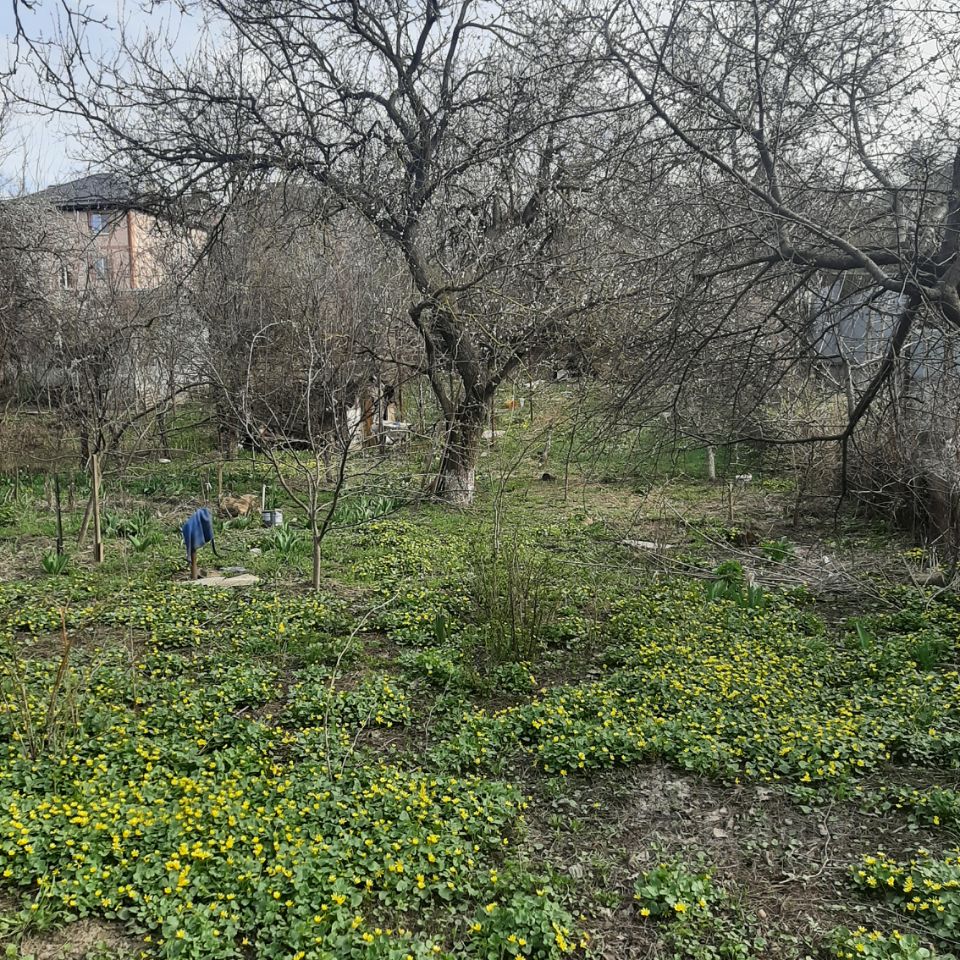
333 494 400 527
103 508 152 539
713 560 746 588
41 550 70 576
128 532 160 553
908 630 953 671
464 528 559 664
266 525 302 556
760 537 795 563
705 562 767 609
223 514 255 530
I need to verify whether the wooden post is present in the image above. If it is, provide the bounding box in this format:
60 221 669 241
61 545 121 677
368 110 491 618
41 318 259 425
395 353 403 417
707 446 716 482
91 454 104 564
54 474 64 556
216 461 224 502
726 481 734 525
417 379 425 434
362 390 374 445
190 549 199 581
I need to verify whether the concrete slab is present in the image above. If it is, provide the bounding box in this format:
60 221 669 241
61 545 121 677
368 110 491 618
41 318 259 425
188 573 261 587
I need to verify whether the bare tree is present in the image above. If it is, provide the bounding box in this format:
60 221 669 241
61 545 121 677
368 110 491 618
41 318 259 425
192 190 407 588
0 184 205 544
26 0 627 503
597 0 960 411
571 0 960 527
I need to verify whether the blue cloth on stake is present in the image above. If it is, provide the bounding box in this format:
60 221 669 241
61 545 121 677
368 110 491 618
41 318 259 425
181 507 216 560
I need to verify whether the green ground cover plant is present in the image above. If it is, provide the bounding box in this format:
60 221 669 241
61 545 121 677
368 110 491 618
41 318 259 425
854 850 960 937
438 582 960 785
2 464 960 958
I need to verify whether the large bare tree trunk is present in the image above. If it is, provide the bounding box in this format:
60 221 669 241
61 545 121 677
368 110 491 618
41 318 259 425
434 399 486 506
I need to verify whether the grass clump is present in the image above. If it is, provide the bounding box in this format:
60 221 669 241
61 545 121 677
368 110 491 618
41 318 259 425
40 551 69 576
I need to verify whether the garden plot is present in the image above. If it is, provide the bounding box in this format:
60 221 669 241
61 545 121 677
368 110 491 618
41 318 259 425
1 484 958 960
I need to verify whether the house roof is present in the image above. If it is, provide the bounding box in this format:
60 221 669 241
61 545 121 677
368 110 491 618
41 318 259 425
30 172 141 212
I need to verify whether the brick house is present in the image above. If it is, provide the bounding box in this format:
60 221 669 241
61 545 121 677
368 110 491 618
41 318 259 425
30 172 174 291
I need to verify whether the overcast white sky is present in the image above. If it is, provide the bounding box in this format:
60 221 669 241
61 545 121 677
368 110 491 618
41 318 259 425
0 0 197 193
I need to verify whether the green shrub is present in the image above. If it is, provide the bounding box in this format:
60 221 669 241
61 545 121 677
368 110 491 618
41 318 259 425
41 550 69 576
909 630 953 671
223 514 255 531
760 537 795 563
333 493 400 527
464 529 559 664
266 525 302 556
128 532 160 553
705 562 767 608
102 508 151 539
713 560 746 588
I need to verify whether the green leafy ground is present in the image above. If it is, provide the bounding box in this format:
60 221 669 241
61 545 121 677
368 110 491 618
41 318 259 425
1 461 959 960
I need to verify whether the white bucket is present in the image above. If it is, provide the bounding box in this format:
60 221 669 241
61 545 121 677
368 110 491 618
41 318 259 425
262 509 284 528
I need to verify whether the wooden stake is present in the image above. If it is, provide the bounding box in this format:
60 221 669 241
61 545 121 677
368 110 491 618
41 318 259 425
190 549 199 581
54 474 64 556
216 461 224 502
91 454 104 564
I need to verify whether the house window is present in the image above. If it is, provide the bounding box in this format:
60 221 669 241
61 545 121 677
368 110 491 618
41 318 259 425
89 212 107 233
90 256 109 282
